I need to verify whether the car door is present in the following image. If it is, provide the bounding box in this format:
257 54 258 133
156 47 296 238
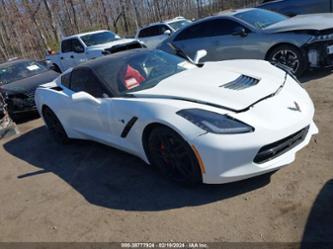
65 68 114 142
60 39 74 71
173 18 255 61
60 38 86 71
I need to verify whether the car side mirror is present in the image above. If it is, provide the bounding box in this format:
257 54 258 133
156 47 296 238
72 91 101 105
194 49 207 64
164 30 172 36
232 27 248 37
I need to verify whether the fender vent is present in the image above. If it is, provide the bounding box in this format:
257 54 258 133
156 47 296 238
221 75 259 90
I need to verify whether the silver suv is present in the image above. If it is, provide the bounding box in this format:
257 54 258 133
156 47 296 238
135 17 191 49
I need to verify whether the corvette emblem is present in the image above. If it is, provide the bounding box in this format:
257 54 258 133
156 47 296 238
288 101 302 112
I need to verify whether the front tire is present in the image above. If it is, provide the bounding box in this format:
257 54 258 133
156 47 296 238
42 106 70 144
267 44 307 77
147 126 202 184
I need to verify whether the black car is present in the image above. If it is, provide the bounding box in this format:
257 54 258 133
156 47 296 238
0 59 59 116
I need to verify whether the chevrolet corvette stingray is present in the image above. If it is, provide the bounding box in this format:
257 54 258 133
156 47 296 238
35 49 318 184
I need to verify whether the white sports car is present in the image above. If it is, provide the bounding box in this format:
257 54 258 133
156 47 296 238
35 49 318 184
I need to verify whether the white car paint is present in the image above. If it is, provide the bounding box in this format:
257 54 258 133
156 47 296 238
46 30 141 72
35 58 318 184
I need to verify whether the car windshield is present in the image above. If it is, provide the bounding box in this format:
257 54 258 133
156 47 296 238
80 31 120 46
96 50 196 95
0 60 48 85
235 9 288 29
168 20 192 30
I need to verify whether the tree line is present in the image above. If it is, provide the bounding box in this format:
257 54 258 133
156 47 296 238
0 0 263 63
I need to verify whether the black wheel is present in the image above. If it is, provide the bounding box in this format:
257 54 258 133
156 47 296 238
42 107 70 144
267 45 307 77
147 126 202 184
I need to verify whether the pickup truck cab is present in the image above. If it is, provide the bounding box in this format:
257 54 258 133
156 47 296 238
258 0 333 16
47 30 143 72
135 17 191 49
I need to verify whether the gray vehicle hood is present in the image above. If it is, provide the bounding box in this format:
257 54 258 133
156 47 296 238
264 13 333 33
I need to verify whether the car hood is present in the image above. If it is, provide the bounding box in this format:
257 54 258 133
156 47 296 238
87 38 138 50
264 14 333 33
131 60 286 112
0 70 59 94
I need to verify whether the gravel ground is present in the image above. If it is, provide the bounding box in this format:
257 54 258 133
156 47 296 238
0 71 332 242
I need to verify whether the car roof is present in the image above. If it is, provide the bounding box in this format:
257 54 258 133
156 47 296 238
76 48 150 71
139 17 188 30
168 9 256 40
63 30 111 40
216 8 254 17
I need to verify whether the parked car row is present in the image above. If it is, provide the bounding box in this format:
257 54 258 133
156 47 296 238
0 5 323 184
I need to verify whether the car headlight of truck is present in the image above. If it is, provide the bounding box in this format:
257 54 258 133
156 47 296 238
177 109 254 134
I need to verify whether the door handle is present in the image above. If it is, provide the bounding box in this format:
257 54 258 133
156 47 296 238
70 55 74 59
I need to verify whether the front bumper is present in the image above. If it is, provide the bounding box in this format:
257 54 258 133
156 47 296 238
6 96 37 115
193 122 318 184
190 76 318 184
306 41 333 68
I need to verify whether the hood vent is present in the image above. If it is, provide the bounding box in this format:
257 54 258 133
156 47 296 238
221 75 259 90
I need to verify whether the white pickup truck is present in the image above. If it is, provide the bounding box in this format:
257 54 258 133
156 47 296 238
46 30 143 73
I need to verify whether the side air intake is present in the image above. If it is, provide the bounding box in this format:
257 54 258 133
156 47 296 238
221 75 260 90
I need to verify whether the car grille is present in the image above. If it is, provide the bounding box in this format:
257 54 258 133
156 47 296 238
254 126 310 164
221 75 259 90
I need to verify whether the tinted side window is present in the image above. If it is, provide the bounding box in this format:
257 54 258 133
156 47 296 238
139 27 154 38
174 19 245 41
139 25 169 38
211 19 245 36
61 39 73 53
72 39 84 52
157 25 171 35
70 69 105 97
61 72 71 88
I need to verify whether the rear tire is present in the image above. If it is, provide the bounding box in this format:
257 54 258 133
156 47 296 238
267 44 307 77
147 126 202 185
42 106 70 144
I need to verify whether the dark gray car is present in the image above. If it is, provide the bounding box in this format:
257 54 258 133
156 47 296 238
158 8 333 76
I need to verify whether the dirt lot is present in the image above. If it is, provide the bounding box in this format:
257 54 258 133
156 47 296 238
0 71 332 243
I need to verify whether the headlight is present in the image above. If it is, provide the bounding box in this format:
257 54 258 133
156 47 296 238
177 109 254 134
308 34 333 43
